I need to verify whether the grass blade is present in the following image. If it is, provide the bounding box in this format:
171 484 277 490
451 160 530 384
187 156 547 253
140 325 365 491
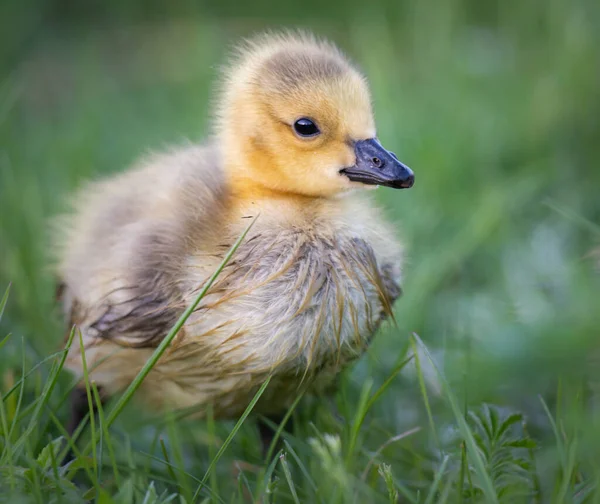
0 379 14 482
6 339 28 454
192 376 272 502
540 395 566 473
92 381 120 486
256 388 305 501
366 354 414 411
138 451 226 504
424 454 449 504
0 283 11 321
265 387 306 462
360 427 421 480
159 438 178 485
12 325 75 456
283 440 318 494
410 336 440 450
206 404 219 500
280 452 301 504
2 349 67 403
345 378 373 464
165 410 193 502
78 329 99 485
411 333 498 504
260 448 283 502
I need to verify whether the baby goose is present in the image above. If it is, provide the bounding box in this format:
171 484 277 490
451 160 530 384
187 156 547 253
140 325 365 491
54 32 414 450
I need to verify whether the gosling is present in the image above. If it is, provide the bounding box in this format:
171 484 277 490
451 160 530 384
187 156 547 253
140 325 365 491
54 31 415 453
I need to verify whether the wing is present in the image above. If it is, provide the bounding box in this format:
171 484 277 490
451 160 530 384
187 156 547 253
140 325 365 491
53 143 226 349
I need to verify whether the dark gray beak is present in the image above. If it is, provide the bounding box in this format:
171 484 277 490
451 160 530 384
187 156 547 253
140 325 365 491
340 138 415 189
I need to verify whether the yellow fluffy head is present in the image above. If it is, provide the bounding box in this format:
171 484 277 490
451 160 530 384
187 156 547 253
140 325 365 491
215 32 378 198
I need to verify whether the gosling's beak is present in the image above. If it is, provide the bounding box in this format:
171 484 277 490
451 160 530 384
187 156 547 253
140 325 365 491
341 138 415 189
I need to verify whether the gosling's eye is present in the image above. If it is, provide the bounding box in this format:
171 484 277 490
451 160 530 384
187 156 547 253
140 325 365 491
293 118 320 138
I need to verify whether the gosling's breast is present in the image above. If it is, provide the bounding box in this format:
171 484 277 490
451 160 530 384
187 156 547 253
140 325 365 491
179 228 399 377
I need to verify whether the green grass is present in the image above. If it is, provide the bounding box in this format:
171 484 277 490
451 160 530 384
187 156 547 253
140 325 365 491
1 0 600 502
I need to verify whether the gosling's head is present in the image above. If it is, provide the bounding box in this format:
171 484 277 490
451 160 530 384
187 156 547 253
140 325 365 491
216 32 414 198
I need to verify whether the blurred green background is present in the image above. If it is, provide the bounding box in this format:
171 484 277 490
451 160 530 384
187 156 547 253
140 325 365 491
1 0 600 502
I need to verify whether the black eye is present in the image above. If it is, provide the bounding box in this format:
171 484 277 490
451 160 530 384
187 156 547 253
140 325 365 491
293 118 320 138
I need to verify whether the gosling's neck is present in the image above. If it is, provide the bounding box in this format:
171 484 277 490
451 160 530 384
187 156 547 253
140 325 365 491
224 175 358 235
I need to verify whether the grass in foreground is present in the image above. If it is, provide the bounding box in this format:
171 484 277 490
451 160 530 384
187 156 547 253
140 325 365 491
1 277 600 503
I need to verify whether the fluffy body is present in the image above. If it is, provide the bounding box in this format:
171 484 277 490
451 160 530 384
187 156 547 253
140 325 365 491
54 32 405 419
